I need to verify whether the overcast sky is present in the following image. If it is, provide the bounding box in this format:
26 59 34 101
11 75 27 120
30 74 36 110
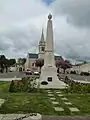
0 0 90 61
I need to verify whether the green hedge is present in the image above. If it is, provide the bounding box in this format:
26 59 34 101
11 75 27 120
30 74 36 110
64 76 90 93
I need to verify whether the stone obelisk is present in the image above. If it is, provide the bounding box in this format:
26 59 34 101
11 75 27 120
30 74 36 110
39 14 66 88
44 14 55 67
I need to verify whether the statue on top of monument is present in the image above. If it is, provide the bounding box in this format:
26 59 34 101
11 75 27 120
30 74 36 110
48 13 52 20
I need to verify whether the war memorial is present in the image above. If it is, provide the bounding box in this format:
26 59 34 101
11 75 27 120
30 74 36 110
0 14 90 120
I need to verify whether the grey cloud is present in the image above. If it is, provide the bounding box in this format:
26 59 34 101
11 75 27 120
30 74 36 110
0 25 40 54
0 0 49 31
0 36 12 51
1 0 90 61
53 22 90 60
0 0 49 58
0 42 10 51
51 0 90 28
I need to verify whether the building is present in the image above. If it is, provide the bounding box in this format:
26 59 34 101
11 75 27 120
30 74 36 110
80 62 90 73
70 64 81 74
69 62 90 74
25 28 62 70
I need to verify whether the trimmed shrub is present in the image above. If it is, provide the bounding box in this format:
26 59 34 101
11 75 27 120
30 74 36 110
9 80 15 92
64 76 90 93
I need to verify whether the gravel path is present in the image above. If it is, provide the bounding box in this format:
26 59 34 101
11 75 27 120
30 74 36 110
43 116 90 120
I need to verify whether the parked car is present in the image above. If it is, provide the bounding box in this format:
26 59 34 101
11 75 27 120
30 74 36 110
9 68 13 72
80 72 90 76
70 70 76 74
9 69 13 72
34 71 39 75
9 67 16 72
25 69 32 75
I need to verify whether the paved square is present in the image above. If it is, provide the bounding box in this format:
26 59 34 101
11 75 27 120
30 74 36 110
54 107 64 112
48 94 54 96
58 94 63 97
61 98 68 101
64 102 72 105
69 107 79 112
50 98 56 100
52 101 59 105
48 92 53 94
46 90 51 92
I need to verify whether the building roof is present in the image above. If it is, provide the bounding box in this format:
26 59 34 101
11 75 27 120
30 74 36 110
28 53 38 59
55 56 63 60
28 53 63 60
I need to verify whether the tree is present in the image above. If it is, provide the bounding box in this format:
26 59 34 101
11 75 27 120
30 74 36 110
56 59 64 67
61 61 72 73
17 58 22 65
0 55 7 73
35 59 44 70
56 59 72 73
17 58 26 65
21 58 26 65
4 59 9 73
8 59 16 66
0 55 16 73
84 61 87 64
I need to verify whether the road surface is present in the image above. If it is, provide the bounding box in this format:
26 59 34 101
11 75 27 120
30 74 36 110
60 74 90 81
0 72 90 81
0 71 26 78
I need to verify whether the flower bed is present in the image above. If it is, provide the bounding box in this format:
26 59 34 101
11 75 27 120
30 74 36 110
9 77 39 92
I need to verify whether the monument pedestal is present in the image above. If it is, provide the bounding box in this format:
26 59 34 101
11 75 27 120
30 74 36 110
40 65 57 82
39 65 67 89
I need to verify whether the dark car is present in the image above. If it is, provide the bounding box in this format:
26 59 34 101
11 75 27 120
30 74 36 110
25 69 32 75
80 72 90 76
70 70 76 74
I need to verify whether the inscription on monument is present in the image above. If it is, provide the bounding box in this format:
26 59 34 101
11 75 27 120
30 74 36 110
47 77 52 82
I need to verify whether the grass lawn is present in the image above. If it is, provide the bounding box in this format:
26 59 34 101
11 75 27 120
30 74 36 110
0 81 90 115
65 93 90 115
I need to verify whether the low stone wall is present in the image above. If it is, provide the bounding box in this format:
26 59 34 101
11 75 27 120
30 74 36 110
0 113 42 120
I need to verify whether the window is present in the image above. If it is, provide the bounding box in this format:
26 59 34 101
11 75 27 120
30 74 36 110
32 63 34 66
47 77 52 82
41 47 45 51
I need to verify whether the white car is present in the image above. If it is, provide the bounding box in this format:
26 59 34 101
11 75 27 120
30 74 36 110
34 71 39 75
